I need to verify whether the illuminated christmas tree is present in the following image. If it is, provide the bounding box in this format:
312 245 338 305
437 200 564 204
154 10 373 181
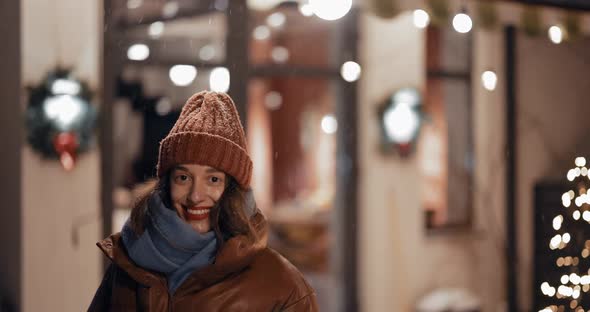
539 157 590 312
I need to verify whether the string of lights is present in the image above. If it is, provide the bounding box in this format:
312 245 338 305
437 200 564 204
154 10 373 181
539 157 590 312
123 0 590 94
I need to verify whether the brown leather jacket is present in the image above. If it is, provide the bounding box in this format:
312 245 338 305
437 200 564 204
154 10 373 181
88 213 318 311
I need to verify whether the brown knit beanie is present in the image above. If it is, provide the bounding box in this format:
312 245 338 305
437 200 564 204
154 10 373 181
156 91 252 189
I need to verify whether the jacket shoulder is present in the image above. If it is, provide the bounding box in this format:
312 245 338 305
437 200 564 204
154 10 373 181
250 248 318 310
252 248 305 278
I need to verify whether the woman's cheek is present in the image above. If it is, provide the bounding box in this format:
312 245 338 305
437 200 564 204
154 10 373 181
170 184 187 202
209 186 224 201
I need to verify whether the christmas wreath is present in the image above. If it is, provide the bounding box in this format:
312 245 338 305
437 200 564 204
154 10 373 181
26 68 97 170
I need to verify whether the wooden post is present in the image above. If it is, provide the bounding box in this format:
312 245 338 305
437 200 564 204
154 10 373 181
505 25 518 312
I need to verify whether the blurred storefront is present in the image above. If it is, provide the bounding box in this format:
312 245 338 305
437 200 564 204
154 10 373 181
2 0 590 311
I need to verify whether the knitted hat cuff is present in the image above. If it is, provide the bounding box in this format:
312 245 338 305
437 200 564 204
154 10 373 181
157 131 253 189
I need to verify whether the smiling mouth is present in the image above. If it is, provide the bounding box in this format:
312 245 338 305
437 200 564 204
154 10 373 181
184 206 211 221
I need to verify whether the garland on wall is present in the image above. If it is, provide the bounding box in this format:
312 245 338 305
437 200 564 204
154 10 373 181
368 0 586 43
365 0 587 95
26 68 97 171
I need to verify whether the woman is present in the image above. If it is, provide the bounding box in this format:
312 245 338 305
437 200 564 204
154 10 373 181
89 91 318 311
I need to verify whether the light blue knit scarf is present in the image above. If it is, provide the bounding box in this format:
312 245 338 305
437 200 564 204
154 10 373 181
121 193 218 294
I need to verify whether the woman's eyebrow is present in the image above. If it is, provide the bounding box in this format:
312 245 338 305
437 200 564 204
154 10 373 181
205 167 223 174
173 165 190 172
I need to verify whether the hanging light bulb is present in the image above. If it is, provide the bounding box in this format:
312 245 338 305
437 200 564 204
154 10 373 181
453 10 473 33
549 25 564 44
413 9 430 29
309 0 352 21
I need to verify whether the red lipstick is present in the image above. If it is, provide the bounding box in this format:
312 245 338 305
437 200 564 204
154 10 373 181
184 206 212 221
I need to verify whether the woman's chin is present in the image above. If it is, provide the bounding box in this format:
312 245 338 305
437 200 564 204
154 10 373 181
188 219 211 234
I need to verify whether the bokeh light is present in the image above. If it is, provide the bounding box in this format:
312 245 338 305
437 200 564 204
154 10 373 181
413 9 430 29
452 13 473 33
127 44 150 61
321 114 338 134
481 71 498 91
309 0 352 21
340 61 361 82
209 67 230 92
169 65 197 86
549 25 563 44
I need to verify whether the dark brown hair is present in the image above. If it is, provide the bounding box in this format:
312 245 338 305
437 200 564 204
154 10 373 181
128 169 257 248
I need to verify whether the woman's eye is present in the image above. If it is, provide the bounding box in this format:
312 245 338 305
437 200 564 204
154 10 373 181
175 174 190 183
210 176 222 183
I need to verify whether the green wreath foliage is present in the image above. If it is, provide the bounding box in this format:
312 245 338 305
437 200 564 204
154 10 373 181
25 68 97 158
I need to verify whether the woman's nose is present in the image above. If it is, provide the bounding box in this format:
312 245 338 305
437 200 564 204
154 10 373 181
188 182 206 204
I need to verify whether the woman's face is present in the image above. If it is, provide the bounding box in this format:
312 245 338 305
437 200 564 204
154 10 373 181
169 164 227 234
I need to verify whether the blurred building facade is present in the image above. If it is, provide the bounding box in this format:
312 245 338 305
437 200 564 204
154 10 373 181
2 0 590 311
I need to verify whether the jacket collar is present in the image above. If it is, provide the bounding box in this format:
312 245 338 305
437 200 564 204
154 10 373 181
97 211 268 294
